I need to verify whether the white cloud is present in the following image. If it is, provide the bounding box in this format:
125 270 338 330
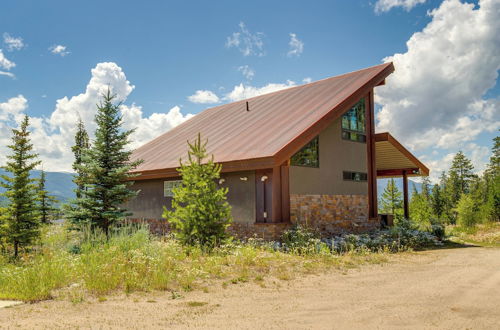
375 0 500 181
0 49 15 70
374 0 427 13
302 77 312 84
226 22 265 57
237 65 255 80
287 33 304 57
3 33 24 51
225 80 296 102
376 0 500 153
188 90 220 104
0 70 15 79
0 62 192 172
49 44 70 56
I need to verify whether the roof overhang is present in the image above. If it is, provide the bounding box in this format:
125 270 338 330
375 132 429 178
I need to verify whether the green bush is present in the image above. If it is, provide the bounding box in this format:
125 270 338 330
281 225 323 254
456 194 478 228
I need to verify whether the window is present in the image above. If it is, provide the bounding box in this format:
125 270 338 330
290 136 319 167
343 171 367 182
164 180 182 197
341 98 366 143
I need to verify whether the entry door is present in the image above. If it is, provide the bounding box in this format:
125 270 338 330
256 170 273 223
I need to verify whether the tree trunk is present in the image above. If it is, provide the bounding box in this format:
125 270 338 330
14 241 18 258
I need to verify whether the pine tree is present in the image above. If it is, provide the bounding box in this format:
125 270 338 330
448 151 476 204
67 90 142 235
0 115 41 258
71 117 90 199
431 184 445 218
36 169 59 224
163 133 232 249
484 135 500 221
379 178 403 216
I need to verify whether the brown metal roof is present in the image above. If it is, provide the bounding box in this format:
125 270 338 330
375 132 429 177
131 62 394 179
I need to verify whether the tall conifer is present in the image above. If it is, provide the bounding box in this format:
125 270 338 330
71 117 90 199
68 90 142 235
0 115 41 257
379 178 403 216
36 169 59 224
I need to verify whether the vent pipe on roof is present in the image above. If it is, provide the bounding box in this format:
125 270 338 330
246 101 250 111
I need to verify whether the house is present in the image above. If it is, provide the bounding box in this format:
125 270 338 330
124 63 429 239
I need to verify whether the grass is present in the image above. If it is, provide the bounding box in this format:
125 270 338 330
447 222 500 247
0 224 393 303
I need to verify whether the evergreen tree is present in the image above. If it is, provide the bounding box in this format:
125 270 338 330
484 135 500 221
448 151 476 204
163 133 232 249
409 184 432 227
421 176 431 200
379 178 403 216
71 117 90 199
36 169 59 224
67 90 142 235
0 115 41 258
439 171 455 223
431 184 445 218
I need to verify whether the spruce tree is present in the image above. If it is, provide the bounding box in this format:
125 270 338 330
409 184 433 227
163 133 232 249
379 178 403 216
36 169 59 224
431 184 445 219
68 90 142 235
448 151 476 204
484 135 499 221
0 115 41 258
71 117 90 199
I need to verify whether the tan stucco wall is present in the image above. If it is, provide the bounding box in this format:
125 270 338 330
124 171 256 224
289 116 368 195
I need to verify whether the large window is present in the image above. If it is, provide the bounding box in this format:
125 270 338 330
290 136 319 167
341 98 366 143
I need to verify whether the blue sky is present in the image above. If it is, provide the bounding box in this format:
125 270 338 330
0 0 498 181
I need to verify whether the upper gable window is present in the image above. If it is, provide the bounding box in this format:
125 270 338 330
341 98 366 143
290 136 319 167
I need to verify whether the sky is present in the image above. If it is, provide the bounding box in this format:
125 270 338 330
0 0 499 182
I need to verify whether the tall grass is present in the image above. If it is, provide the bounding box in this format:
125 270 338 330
0 224 391 302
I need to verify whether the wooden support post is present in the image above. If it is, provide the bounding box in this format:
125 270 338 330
271 166 282 222
280 162 290 222
403 170 409 219
366 91 378 219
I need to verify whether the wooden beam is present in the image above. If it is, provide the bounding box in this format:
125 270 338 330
280 163 290 222
366 91 378 219
377 168 420 177
271 166 282 222
403 170 409 219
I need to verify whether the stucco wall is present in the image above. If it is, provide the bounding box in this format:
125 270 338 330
124 171 256 224
289 116 368 196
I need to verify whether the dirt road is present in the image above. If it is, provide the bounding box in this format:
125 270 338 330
1 246 499 329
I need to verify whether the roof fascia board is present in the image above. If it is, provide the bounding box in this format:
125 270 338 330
273 63 395 166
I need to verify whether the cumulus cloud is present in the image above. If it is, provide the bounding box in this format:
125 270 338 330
287 33 304 57
49 44 70 56
188 90 220 104
237 65 255 80
374 0 427 13
376 0 500 149
0 49 15 70
225 80 296 102
0 62 192 171
226 22 265 57
3 33 25 51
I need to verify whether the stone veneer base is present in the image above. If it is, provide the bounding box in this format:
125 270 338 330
290 194 379 236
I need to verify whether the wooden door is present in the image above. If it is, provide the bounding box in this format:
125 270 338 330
255 170 273 223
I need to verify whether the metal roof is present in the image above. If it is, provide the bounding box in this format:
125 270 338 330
131 62 394 179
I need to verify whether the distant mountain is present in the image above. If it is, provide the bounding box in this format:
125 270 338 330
377 178 422 199
0 169 75 204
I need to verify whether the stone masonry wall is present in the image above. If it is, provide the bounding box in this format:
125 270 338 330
290 194 379 237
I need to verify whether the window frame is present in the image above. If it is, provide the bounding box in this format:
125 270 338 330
342 171 368 182
341 98 367 144
290 136 320 168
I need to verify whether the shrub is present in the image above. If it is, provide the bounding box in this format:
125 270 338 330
281 225 323 254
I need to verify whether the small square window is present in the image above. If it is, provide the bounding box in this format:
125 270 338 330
343 171 368 182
